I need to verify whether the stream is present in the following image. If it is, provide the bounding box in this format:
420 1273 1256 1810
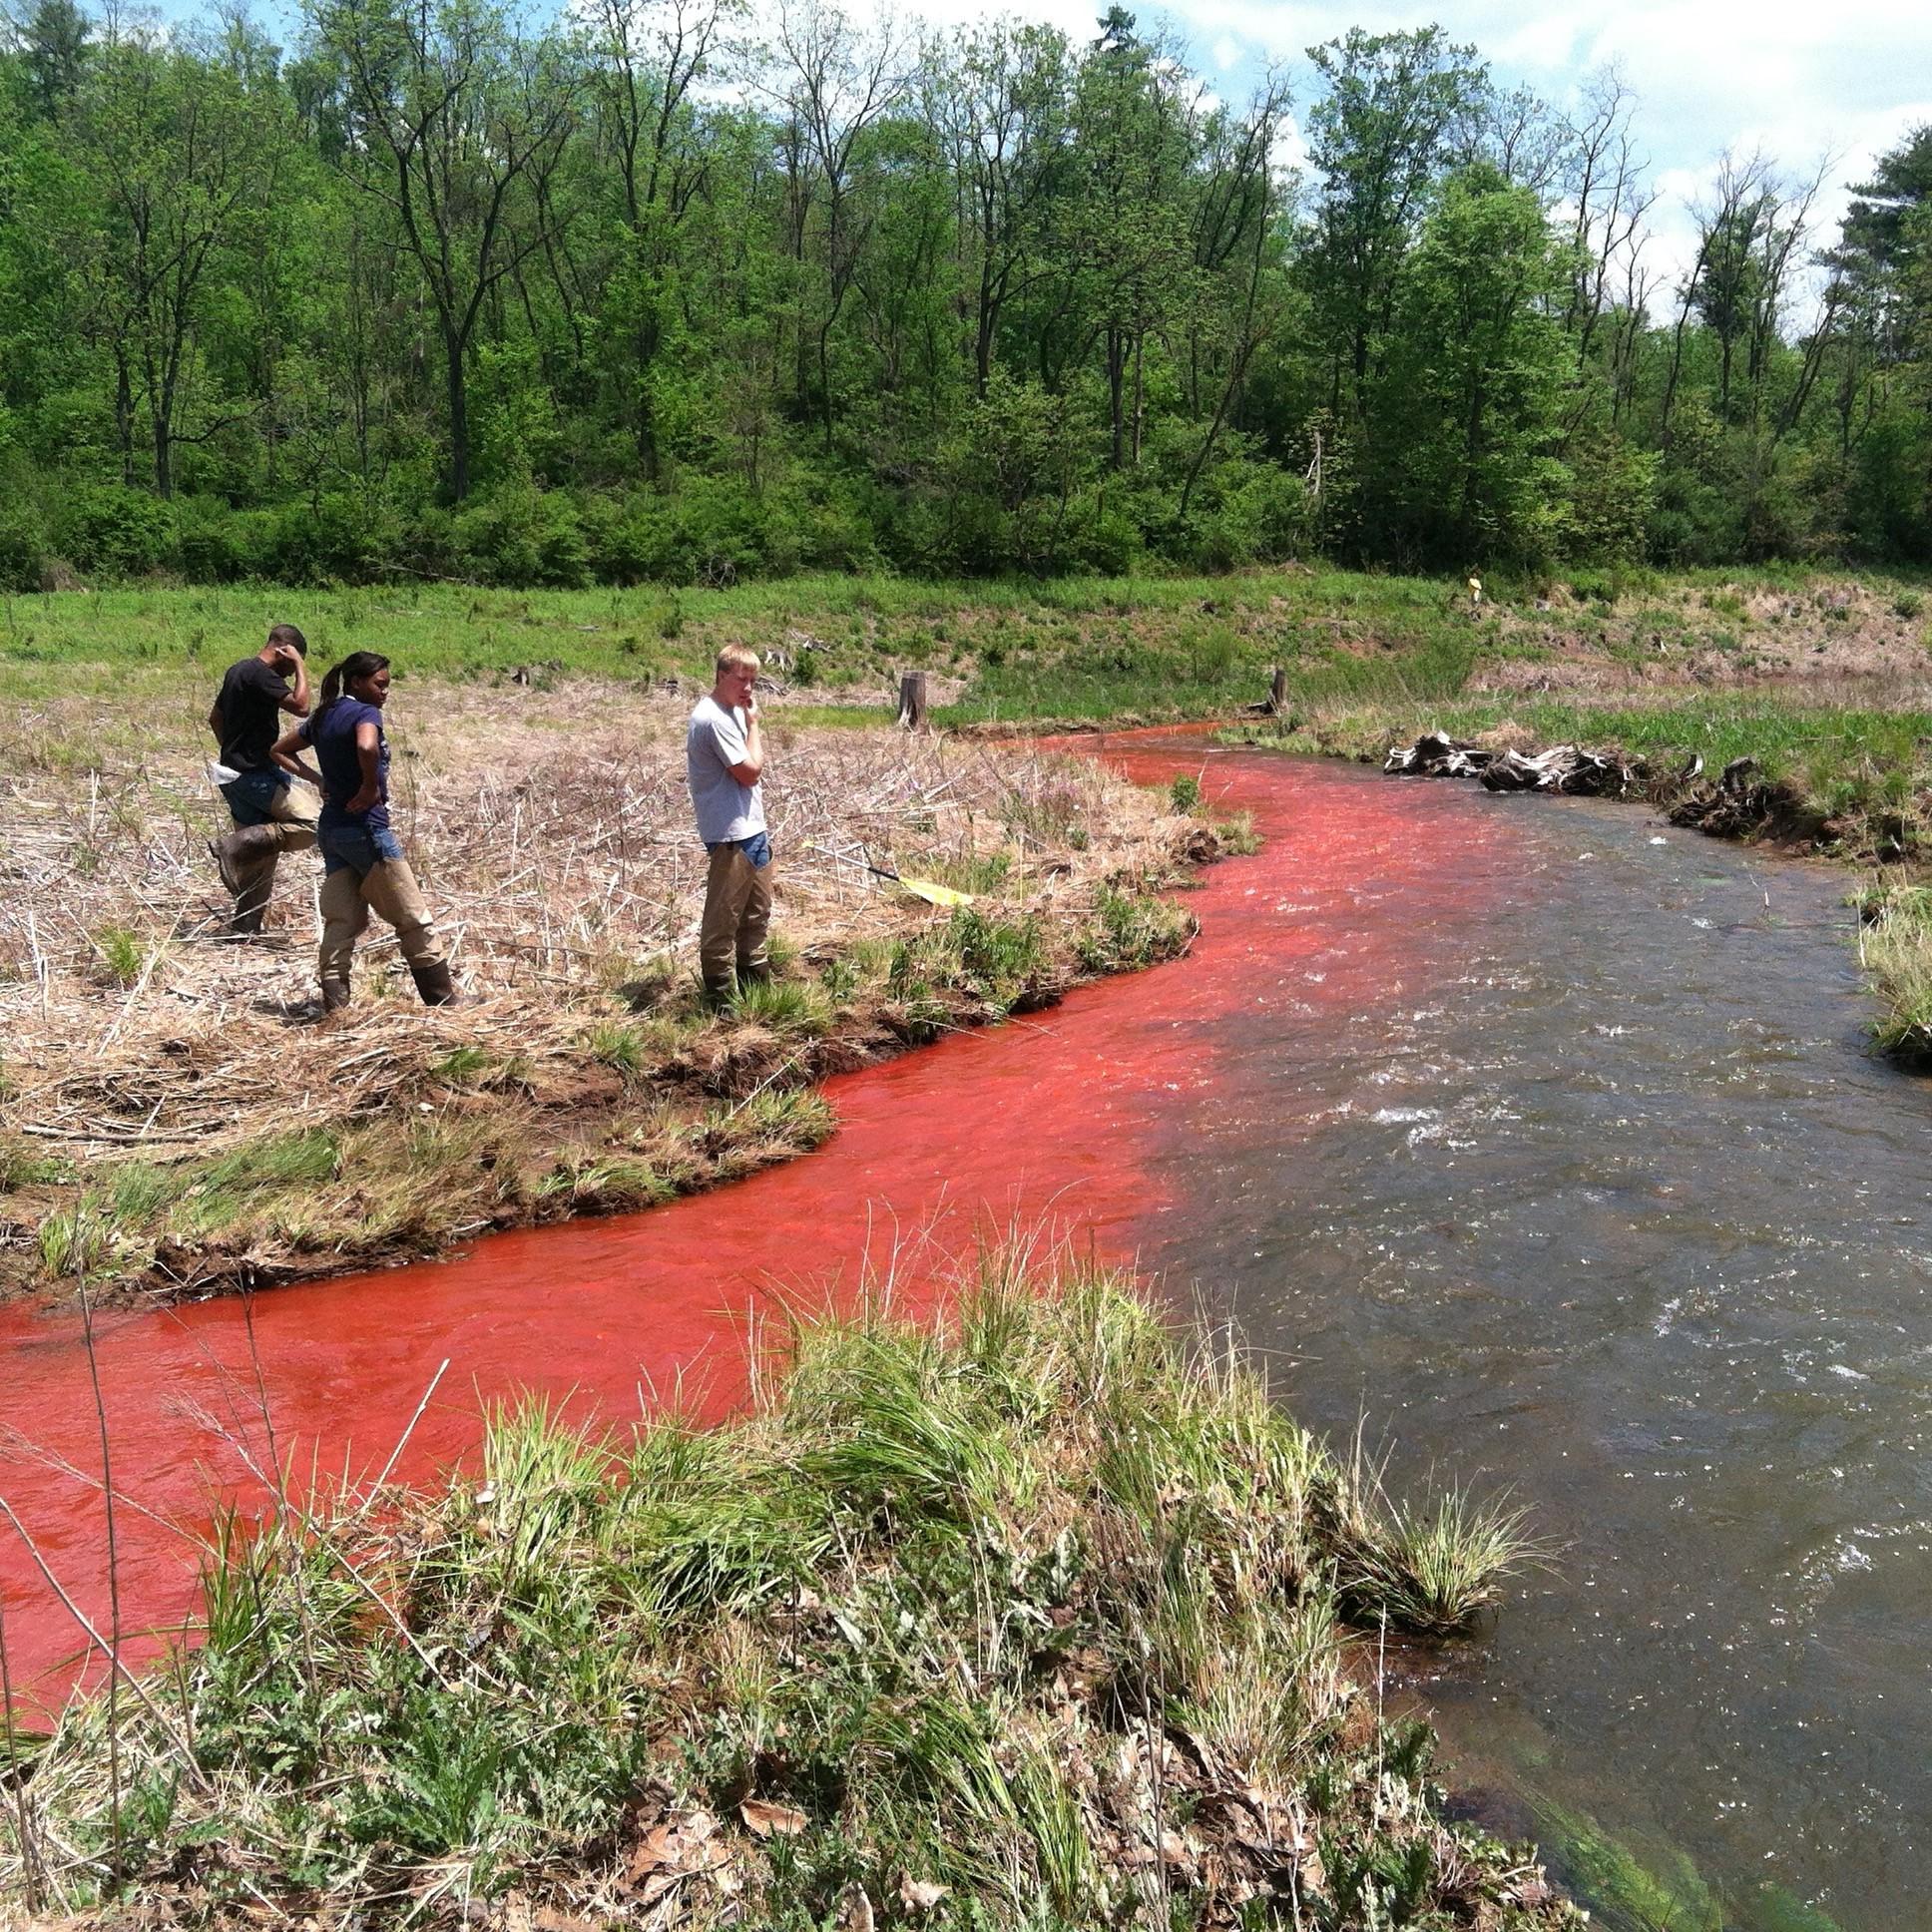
3 739 1927 1930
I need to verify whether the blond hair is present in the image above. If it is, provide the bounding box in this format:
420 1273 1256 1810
715 643 760 680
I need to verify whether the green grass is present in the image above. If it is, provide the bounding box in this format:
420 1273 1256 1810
1856 882 1932 1058
726 974 834 1035
9 565 1921 720
1 1251 1572 1929
1075 886 1197 974
88 924 148 989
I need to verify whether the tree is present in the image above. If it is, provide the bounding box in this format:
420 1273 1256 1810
317 0 580 500
1299 26 1487 422
1066 7 1191 468
64 12 278 495
924 21 1070 398
581 0 730 474
764 0 906 446
1378 164 1570 563
20 0 90 120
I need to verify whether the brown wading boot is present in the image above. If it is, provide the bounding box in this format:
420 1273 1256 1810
207 824 278 895
409 961 458 1007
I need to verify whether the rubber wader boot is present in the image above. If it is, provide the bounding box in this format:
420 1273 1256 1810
409 961 458 1007
207 823 278 896
320 976 352 1013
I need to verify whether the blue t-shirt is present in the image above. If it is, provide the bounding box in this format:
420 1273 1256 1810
302 698 390 831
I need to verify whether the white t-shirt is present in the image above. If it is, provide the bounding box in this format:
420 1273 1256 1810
686 695 765 845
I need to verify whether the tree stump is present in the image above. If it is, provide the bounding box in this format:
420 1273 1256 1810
896 672 929 731
1266 666 1287 715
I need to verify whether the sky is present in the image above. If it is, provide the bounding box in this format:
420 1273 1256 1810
913 0 1932 309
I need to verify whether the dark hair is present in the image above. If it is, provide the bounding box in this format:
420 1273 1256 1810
266 622 307 659
316 651 391 720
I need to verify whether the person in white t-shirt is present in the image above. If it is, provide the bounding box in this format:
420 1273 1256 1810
686 643 772 1001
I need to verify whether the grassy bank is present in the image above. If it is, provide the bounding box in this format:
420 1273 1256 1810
12 884 1200 1306
0 1250 1574 1930
2 685 1217 1306
1229 694 1932 855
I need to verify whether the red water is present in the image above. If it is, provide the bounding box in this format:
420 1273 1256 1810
0 742 1510 1709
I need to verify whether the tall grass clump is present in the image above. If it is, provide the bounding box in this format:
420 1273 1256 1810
0 1248 1573 1930
1858 881 1932 1059
1075 885 1196 973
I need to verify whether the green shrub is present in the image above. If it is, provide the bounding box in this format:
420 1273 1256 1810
0 493 49 591
453 485 589 588
54 483 174 576
943 905 1045 1011
257 493 401 584
175 497 266 583
1076 886 1193 973
1169 771 1202 812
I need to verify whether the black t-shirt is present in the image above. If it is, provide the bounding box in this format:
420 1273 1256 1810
215 658 290 772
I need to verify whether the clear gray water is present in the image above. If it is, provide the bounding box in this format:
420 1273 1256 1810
1147 749 1931 1932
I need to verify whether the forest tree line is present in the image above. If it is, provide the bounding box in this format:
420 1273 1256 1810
0 0 1929 589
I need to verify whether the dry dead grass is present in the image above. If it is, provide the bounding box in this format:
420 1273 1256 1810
0 678 1205 1301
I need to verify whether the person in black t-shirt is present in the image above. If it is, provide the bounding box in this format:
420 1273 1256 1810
207 623 319 934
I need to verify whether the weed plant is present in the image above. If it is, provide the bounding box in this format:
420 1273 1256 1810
1 1251 1571 1930
88 926 147 989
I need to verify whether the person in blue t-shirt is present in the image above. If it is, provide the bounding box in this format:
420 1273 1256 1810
273 651 455 1012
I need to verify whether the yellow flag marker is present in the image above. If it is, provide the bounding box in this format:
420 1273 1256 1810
894 875 974 908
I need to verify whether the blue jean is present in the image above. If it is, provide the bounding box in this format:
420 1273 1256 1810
705 829 771 870
318 818 405 876
222 769 293 827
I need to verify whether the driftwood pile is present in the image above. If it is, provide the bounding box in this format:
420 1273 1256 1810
1384 731 1638 797
1665 754 1793 836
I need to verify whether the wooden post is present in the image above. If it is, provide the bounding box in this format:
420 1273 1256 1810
896 671 929 731
1266 666 1286 715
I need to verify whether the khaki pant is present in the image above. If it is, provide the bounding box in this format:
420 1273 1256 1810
318 854 445 988
699 843 773 996
232 782 319 929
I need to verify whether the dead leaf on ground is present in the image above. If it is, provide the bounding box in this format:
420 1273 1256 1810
622 1807 731 1904
739 1796 809 1838
837 1883 876 1931
898 1874 949 1912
